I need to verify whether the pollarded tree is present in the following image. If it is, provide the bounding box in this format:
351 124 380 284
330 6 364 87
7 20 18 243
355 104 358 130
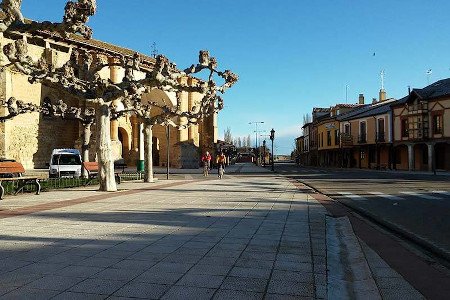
41 97 95 178
112 51 238 183
0 97 39 122
0 1 144 191
1 1 238 190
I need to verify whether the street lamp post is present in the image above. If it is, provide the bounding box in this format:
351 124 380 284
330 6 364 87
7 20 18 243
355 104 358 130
263 140 266 166
270 128 275 171
249 121 264 165
166 124 170 180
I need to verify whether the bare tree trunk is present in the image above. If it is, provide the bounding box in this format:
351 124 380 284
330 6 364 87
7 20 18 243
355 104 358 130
96 103 117 192
143 123 154 183
82 123 92 178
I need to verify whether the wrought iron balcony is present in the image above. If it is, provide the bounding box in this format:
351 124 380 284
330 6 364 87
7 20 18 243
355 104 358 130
358 134 367 144
340 133 353 146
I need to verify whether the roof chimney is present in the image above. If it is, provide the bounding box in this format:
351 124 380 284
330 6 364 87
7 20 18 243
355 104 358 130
372 98 377 104
408 86 411 95
379 89 386 102
358 94 365 105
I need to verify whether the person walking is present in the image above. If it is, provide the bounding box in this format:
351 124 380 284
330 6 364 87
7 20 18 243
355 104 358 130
216 151 226 178
201 151 212 176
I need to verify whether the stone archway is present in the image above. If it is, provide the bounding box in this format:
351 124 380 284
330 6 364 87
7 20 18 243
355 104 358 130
143 89 178 167
414 143 428 171
393 144 408 170
118 127 131 164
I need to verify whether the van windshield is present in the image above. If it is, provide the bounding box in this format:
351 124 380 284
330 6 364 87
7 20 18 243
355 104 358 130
52 154 81 165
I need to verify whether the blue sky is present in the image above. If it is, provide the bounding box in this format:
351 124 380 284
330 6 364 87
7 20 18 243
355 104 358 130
22 1 450 154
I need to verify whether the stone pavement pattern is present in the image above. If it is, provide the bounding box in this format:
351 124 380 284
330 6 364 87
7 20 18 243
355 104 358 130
0 169 327 299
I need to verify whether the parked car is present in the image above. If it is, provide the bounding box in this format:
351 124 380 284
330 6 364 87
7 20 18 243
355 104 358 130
48 149 82 178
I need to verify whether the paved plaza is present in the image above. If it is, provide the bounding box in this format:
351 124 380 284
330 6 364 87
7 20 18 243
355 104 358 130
0 164 422 299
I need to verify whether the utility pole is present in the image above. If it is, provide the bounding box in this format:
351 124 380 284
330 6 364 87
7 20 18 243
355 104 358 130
249 121 264 165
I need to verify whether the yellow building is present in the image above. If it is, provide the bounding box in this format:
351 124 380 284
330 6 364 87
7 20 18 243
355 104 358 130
0 31 217 169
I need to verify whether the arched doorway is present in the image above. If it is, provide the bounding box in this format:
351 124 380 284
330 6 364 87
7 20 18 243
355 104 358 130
118 127 131 164
153 136 160 166
141 89 177 167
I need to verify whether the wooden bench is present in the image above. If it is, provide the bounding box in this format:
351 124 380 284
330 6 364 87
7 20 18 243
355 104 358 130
83 162 121 185
0 162 41 200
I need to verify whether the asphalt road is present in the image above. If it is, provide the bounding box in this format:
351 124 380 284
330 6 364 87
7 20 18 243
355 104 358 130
274 162 450 260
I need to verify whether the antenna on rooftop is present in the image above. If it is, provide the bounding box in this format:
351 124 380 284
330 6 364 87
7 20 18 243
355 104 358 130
345 84 349 103
380 70 385 90
426 69 432 84
151 42 158 58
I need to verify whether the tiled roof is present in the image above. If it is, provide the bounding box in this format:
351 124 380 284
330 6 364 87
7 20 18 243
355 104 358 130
393 78 450 107
334 103 364 108
413 78 450 99
336 104 370 121
337 99 398 121
2 14 156 66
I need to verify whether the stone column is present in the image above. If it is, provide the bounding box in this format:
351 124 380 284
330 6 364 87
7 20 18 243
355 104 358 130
407 144 414 171
108 57 124 159
177 78 189 142
427 143 434 172
110 114 119 141
138 123 145 171
131 115 139 152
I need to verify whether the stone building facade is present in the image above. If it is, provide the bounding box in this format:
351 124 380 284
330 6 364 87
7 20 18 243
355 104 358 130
0 31 217 169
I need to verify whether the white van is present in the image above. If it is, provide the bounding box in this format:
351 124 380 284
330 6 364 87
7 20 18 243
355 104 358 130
48 149 82 178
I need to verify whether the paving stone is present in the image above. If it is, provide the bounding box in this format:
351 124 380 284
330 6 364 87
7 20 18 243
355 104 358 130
54 265 104 278
0 271 43 287
274 260 313 273
265 293 313 300
0 287 60 300
176 273 225 288
110 259 157 270
24 275 85 291
161 286 216 300
267 279 315 297
198 256 238 267
229 266 272 279
221 276 268 292
74 257 122 268
113 282 170 299
150 262 193 274
213 289 263 299
134 271 184 284
90 267 143 281
51 291 106 300
271 269 314 283
162 253 203 264
15 262 68 275
69 278 126 295
235 258 274 269
188 263 232 276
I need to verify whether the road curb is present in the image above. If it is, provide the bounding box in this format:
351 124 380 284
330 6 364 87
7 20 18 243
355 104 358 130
298 180 450 264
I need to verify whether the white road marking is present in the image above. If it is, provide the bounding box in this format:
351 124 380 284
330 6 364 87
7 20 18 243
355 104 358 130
368 191 404 201
337 192 367 201
400 192 441 200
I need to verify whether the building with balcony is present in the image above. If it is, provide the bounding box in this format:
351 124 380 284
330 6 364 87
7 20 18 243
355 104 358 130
392 79 450 171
